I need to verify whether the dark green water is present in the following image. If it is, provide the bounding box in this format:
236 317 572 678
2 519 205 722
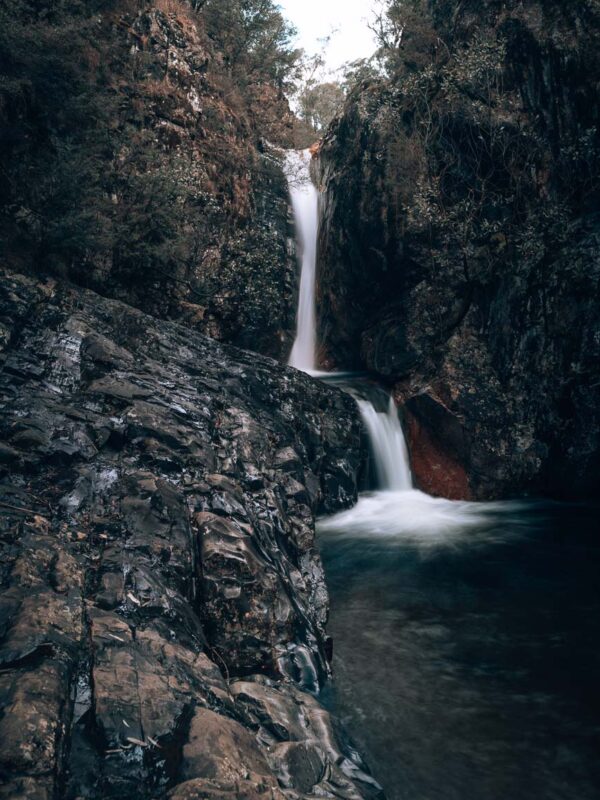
319 499 600 800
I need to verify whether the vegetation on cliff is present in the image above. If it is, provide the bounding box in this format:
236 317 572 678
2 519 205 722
0 0 305 355
367 0 600 262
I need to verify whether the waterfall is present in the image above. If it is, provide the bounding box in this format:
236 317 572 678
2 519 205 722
285 149 319 373
284 150 413 491
356 396 413 491
319 391 518 538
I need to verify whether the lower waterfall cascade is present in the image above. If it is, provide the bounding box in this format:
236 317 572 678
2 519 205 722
355 396 412 492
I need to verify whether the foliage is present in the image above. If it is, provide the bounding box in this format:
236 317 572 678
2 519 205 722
297 81 345 133
201 0 301 89
0 0 115 270
109 140 208 291
358 0 600 282
0 0 301 310
341 58 382 91
369 0 443 76
215 223 290 337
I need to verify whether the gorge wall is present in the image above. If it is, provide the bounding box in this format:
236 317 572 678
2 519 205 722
0 0 301 360
0 268 380 800
2 0 600 796
317 0 600 500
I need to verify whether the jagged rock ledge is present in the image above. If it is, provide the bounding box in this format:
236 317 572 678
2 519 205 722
0 270 381 800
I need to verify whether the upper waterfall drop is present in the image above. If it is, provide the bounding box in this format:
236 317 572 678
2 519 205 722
285 149 319 373
356 396 413 491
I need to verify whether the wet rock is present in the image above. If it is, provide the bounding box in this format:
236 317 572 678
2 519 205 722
81 333 134 380
174 708 285 799
231 678 384 799
403 404 473 501
271 741 325 793
0 269 371 799
0 661 72 798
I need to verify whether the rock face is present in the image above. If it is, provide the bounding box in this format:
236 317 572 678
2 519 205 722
1 2 299 361
317 0 600 499
0 269 380 799
101 5 300 360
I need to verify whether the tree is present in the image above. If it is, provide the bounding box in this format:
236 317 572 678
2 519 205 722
342 58 382 91
369 0 442 75
202 0 301 89
298 81 345 132
0 0 116 271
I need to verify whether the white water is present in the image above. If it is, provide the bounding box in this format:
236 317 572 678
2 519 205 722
285 149 319 373
356 396 412 491
320 389 525 544
317 488 524 544
333 393 496 542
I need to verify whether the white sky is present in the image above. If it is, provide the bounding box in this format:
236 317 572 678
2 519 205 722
278 0 378 74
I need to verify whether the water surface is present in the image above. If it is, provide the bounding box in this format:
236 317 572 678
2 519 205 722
319 497 600 800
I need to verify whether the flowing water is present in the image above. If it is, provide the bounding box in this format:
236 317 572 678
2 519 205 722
318 391 600 799
355 396 412 491
285 149 319 372
318 500 600 800
284 150 600 800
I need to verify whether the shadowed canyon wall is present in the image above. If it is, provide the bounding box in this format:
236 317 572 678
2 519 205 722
318 0 600 499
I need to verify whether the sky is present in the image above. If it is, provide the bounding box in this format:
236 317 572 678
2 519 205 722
278 0 378 75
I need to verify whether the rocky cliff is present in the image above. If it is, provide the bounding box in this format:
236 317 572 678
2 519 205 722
0 0 301 360
317 0 600 500
0 268 382 799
